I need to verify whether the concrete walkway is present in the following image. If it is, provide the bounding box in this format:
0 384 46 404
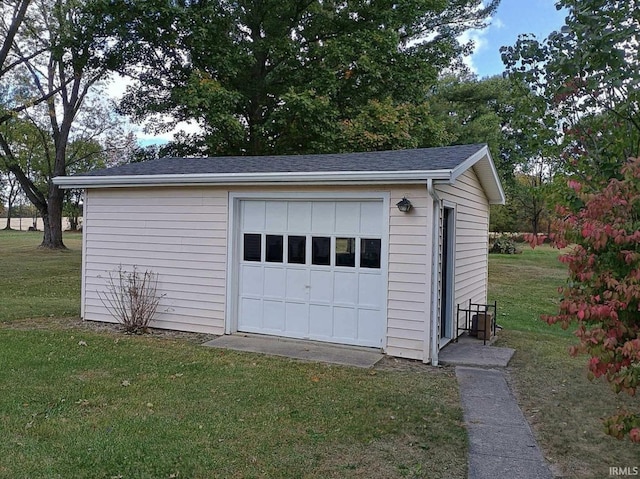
439 335 515 368
203 334 383 368
456 366 554 479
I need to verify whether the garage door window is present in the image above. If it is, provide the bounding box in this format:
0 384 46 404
246 233 381 269
266 235 284 262
361 238 381 268
335 237 356 267
312 236 331 265
287 236 306 264
243 234 261 262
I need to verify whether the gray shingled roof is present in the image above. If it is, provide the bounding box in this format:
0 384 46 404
86 144 487 176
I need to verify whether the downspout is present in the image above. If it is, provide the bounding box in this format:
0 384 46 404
427 179 441 366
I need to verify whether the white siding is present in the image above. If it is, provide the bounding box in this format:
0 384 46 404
436 168 490 334
83 187 227 334
387 186 431 361
80 184 442 361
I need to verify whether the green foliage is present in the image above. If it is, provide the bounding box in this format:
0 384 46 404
340 98 450 152
428 75 513 174
536 159 640 442
426 74 560 233
268 89 340 155
489 235 520 255
109 0 498 155
509 172 553 235
501 0 640 182
489 203 519 233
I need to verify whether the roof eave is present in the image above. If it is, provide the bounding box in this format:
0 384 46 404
450 144 505 205
53 170 453 189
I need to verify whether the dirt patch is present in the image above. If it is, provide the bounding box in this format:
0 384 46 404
375 355 456 375
1 317 218 344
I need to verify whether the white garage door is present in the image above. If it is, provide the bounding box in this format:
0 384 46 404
237 199 386 348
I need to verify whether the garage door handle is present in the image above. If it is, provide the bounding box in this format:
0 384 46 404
305 285 310 289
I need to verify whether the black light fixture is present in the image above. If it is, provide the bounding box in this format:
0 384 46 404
396 197 412 213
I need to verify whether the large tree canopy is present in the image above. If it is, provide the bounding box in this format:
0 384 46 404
506 0 640 440
502 0 640 183
106 0 499 156
0 0 128 248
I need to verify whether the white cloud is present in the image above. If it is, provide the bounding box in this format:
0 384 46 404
105 73 204 147
493 17 505 30
459 13 503 75
105 73 132 100
459 27 491 74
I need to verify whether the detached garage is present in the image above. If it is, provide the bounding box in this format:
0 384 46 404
54 143 504 364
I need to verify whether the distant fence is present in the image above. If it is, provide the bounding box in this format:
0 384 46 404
0 217 82 231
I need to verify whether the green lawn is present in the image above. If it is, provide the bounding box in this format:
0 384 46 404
0 231 466 479
489 246 571 336
0 230 82 322
489 245 639 479
4 231 638 479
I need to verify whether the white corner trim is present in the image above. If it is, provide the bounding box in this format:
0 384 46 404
427 178 441 366
80 190 88 320
225 192 238 335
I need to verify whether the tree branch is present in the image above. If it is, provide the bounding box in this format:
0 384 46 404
0 132 48 212
0 0 31 71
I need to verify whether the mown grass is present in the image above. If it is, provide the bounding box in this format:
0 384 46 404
0 230 82 321
489 246 571 335
489 245 639 479
0 329 466 478
10 231 638 478
0 231 467 478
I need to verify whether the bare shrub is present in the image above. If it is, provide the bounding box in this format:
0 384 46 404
98 265 164 334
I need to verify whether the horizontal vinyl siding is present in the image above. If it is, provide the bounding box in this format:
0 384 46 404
83 187 227 334
82 183 432 360
436 168 490 335
386 186 430 361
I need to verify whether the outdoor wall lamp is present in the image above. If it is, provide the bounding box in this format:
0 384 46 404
396 197 413 213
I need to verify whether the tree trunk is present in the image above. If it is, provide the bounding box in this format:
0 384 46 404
41 90 74 249
3 201 12 230
40 182 65 249
247 104 264 156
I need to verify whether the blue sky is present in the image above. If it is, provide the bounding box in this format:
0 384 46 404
465 0 567 78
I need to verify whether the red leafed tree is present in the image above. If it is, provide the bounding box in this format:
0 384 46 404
536 159 640 442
